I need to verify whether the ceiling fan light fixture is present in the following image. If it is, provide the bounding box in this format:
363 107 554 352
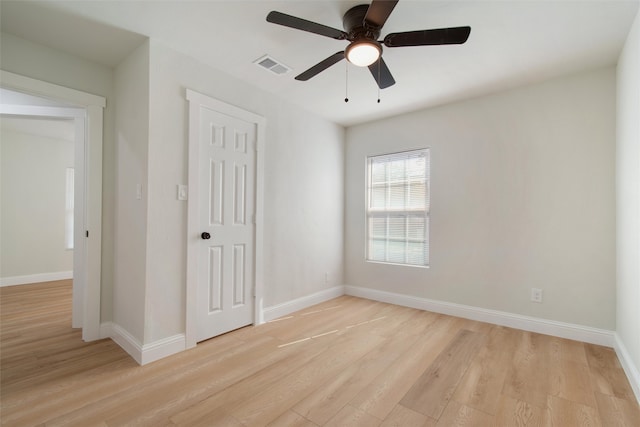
345 40 381 67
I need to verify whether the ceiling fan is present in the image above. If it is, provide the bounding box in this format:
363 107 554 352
266 0 471 89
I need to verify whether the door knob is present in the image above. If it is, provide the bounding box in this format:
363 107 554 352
201 232 211 240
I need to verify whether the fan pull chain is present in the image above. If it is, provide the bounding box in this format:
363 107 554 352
377 58 381 103
344 61 349 103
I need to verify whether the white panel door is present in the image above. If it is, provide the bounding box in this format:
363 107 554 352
196 106 256 342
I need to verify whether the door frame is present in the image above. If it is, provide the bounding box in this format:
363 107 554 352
0 70 105 341
185 89 265 349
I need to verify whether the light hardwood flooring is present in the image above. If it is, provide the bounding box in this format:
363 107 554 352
1 280 639 426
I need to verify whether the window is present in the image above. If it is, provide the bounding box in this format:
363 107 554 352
366 149 430 267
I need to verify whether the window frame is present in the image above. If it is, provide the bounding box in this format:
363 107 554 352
365 148 430 268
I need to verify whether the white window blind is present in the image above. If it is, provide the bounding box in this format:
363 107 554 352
366 149 430 267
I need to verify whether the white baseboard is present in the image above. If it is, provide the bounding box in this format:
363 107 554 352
344 285 615 347
101 321 185 366
140 334 186 365
0 271 73 287
614 333 640 404
107 322 144 365
100 285 628 378
263 285 345 322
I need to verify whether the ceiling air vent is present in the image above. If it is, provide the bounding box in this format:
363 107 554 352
254 54 291 75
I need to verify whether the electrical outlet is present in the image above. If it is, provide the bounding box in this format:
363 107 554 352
531 288 543 303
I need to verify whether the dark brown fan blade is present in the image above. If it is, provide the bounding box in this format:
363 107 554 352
368 57 395 89
295 52 345 81
384 26 471 47
364 0 399 29
267 11 347 40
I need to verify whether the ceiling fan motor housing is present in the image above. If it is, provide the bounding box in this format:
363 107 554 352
343 4 381 40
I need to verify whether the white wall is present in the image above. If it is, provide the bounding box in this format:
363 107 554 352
142 40 345 343
0 32 116 321
346 67 616 330
0 125 74 278
112 40 151 343
1 32 345 352
616 9 640 394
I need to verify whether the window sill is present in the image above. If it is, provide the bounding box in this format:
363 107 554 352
365 260 430 269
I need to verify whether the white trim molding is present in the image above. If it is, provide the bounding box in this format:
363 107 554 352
101 322 186 366
344 285 615 347
0 271 73 287
0 70 106 107
140 334 186 365
263 286 345 322
108 322 144 365
614 333 640 403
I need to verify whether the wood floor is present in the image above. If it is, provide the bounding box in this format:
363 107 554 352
1 281 639 426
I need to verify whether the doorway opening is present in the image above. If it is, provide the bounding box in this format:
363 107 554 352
0 71 105 341
1 110 81 322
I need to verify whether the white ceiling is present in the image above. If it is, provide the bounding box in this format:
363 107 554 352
1 1 638 126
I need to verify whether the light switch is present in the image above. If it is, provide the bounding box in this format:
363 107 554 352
177 184 188 201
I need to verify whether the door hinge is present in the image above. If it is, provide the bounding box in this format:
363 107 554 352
86 230 89 238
